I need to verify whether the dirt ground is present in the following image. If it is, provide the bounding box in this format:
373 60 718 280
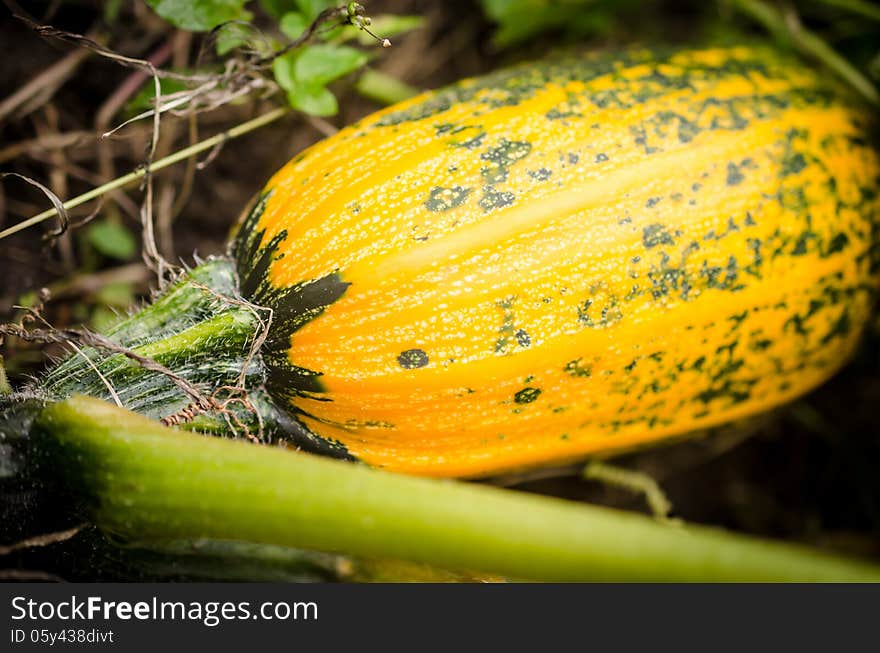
1 1 879 579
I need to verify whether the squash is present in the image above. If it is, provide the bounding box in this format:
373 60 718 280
41 45 880 478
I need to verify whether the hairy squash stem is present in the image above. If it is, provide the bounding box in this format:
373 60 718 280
34 396 880 582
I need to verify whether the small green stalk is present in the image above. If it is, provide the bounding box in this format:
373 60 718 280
35 396 880 582
356 69 419 105
732 0 880 105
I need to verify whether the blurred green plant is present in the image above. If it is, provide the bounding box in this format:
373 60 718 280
480 0 623 47
478 0 880 105
730 0 879 104
143 1 422 116
85 219 137 261
145 0 253 31
273 43 366 114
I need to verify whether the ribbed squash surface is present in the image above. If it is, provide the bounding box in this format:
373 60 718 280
233 45 880 477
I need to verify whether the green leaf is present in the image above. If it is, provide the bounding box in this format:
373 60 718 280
279 11 309 39
86 220 137 260
295 0 335 21
216 29 244 55
479 0 601 47
286 83 338 116
272 52 298 91
213 11 255 55
294 45 367 86
273 44 365 117
145 0 248 32
259 0 299 20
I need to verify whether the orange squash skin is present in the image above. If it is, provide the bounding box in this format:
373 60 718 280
233 45 880 478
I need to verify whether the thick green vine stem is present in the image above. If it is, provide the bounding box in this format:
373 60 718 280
33 396 880 582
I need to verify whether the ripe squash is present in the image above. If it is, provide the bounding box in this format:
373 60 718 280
41 45 880 478
233 45 880 477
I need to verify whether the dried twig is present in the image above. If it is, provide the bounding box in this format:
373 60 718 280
0 524 86 556
0 131 92 165
0 172 69 238
171 110 200 215
27 151 104 186
13 15 210 83
35 105 74 267
95 38 176 132
95 35 176 228
11 15 174 278
154 31 194 260
0 107 290 241
0 43 93 122
1 3 393 244
0 569 65 582
37 262 150 301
